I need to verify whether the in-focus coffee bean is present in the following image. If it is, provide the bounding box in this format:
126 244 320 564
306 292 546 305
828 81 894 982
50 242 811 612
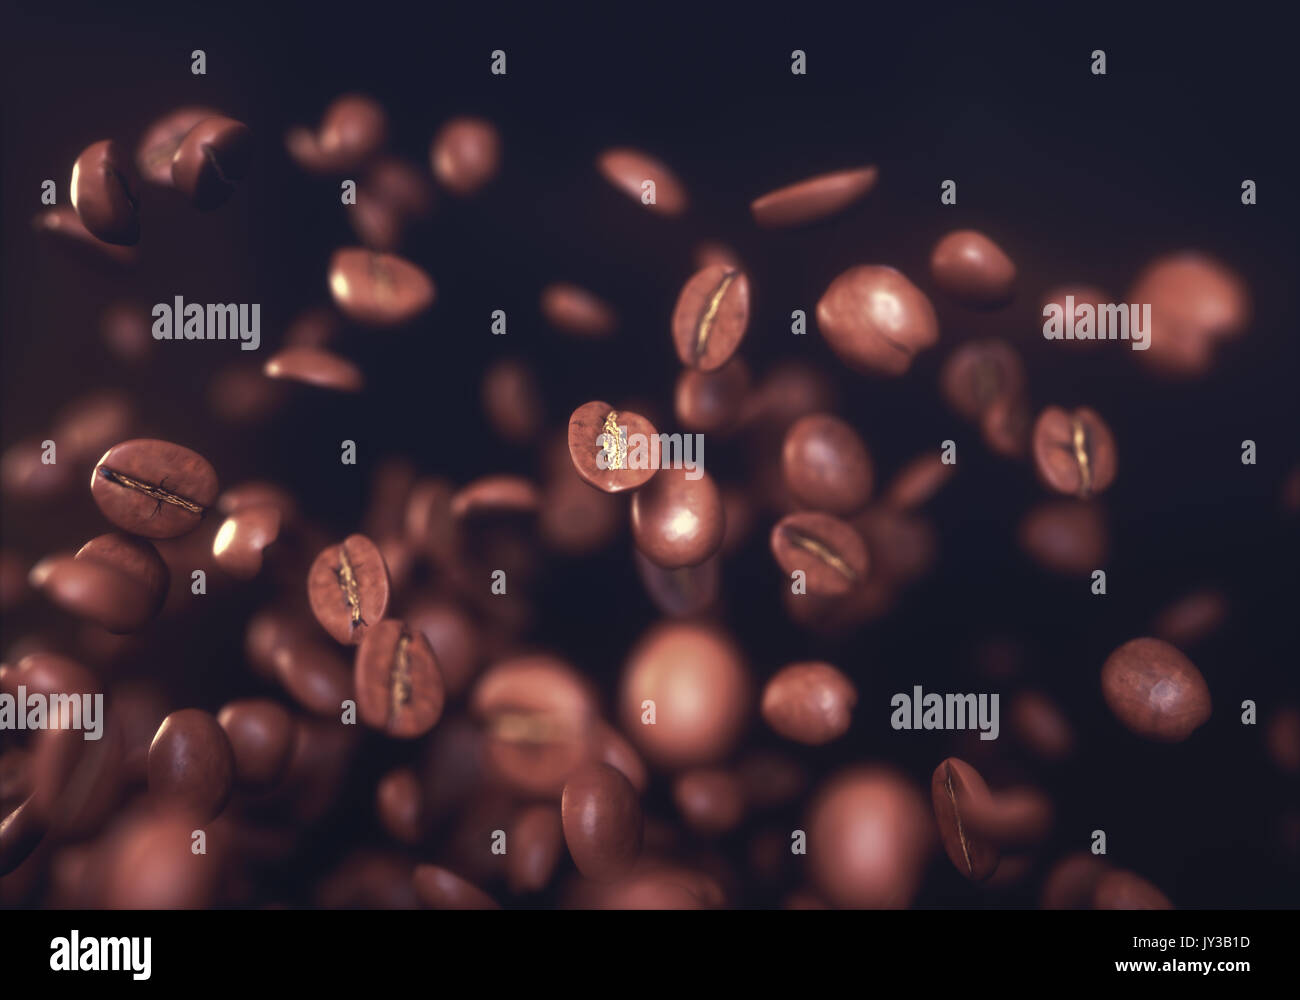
91 439 218 539
307 534 392 645
1101 637 1212 742
147 709 236 821
816 265 939 375
70 140 140 246
354 619 445 739
671 265 751 372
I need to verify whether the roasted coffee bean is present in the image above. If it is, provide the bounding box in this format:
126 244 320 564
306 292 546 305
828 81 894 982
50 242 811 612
450 475 540 520
208 362 288 424
307 535 391 645
2 437 74 500
619 622 750 768
567 400 659 494
1265 708 1300 774
482 358 544 444
761 661 856 745
91 439 218 539
592 722 649 794
561 762 643 881
351 157 434 250
980 392 1033 459
750 166 878 227
569 863 723 910
354 619 445 738
540 283 617 338
376 767 426 844
136 106 220 185
782 413 874 515
539 437 624 555
675 359 750 434
930 757 1000 881
940 339 1026 421
403 597 480 697
631 466 725 569
212 504 282 579
671 265 751 372
1092 870 1173 910
53 390 135 466
263 346 364 393
217 481 297 522
1032 406 1117 498
1040 285 1111 348
596 148 687 216
807 767 932 908
694 240 742 271
1151 589 1229 647
1101 637 1212 742
413 864 498 909
101 805 225 909
0 797 45 877
33 206 138 264
430 117 501 195
217 698 295 789
34 532 169 633
148 709 236 821
170 116 252 209
286 94 388 174
673 768 746 835
1130 252 1250 377
1041 852 1112 909
1009 691 1075 761
507 804 564 894
1018 500 1109 576
99 300 153 361
633 549 719 618
70 140 140 246
883 452 955 510
930 230 1016 306
328 248 435 326
816 265 939 375
770 511 868 597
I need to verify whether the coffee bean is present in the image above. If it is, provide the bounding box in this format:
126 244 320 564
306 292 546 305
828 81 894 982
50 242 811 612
413 864 498 909
592 722 649 794
930 229 1016 306
672 768 746 835
217 698 295 789
376 767 426 844
930 757 1000 881
70 140 140 246
102 805 225 909
403 596 480 697
1151 589 1229 647
1129 252 1250 377
38 532 168 633
675 359 750 434
561 762 643 881
1265 708 1300 774
671 265 751 372
91 439 218 539
1041 852 1112 909
1093 870 1173 910
633 549 719 618
816 265 939 375
631 466 725 569
1040 285 1111 349
32 206 138 264
328 247 435 326
482 358 544 444
883 452 955 510
212 504 282 579
262 346 364 393
0 797 45 877
596 148 687 216
940 339 1026 421
750 165 878 227
770 511 868 597
539 437 623 555
170 116 252 209
136 106 220 185
100 300 153 361
1009 691 1075 761
567 400 659 494
619 622 750 768
1032 406 1117 498
761 661 856 745
1101 637 1212 742
782 413 874 515
807 767 932 908
507 804 563 894
351 157 434 251
307 534 391 645
148 709 235 821
430 116 501 195
450 475 540 519
540 283 617 337
980 392 1033 459
1017 499 1109 576
354 619 445 739
287 94 388 174
694 240 743 271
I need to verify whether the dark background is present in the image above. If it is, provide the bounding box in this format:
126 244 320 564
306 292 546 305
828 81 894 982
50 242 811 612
2 4 1297 907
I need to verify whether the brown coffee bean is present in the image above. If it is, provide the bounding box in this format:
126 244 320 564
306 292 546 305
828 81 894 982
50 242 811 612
212 504 282 579
807 766 932 908
32 206 137 264
376 767 426 844
148 709 235 821
633 549 719 618
0 797 45 877
1151 589 1229 647
940 339 1026 421
671 265 751 372
482 358 544 444
1041 852 1112 909
561 762 643 881
507 804 563 894
1093 870 1173 910
567 400 659 494
307 534 391 645
540 283 617 338
930 757 1000 881
328 248 435 326
1 438 73 501
761 661 856 745
33 533 168 634
354 619 445 739
750 166 878 227
694 240 742 271
287 94 388 174
1130 252 1250 377
430 117 501 195
100 805 225 909
782 413 874 515
1032 406 1117 498
631 466 725 569
208 362 288 424
1101 637 1212 742
539 437 624 555
596 148 687 216
1009 691 1075 761
1040 285 1112 349
980 392 1033 459
99 300 153 361
1018 499 1109 576
770 511 868 597
675 359 750 434
816 265 939 375
91 439 218 539
472 655 597 795
413 864 498 909
883 452 955 510
136 106 220 185
930 230 1016 307
619 622 750 768
402 597 480 697
170 116 252 209
217 698 294 789
70 140 140 246
450 476 540 519
351 157 434 250
592 722 649 794
263 346 364 393
673 768 746 835
1265 708 1300 773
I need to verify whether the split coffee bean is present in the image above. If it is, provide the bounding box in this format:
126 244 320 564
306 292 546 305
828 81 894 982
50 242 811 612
170 116 252 210
1032 406 1117 498
91 439 218 539
671 264 751 372
307 534 391 645
354 619 446 739
567 400 659 494
770 511 868 597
